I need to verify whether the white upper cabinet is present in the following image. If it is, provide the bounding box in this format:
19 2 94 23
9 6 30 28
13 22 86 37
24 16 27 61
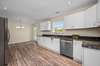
40 4 98 30
84 5 97 28
64 11 85 29
64 5 98 29
40 21 51 31
97 0 100 26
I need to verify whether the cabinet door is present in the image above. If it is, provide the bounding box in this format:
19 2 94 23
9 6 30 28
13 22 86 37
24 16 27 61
83 48 100 66
43 37 60 54
84 5 97 28
43 37 51 49
38 37 46 47
64 11 85 29
97 0 100 26
38 37 60 54
41 37 48 48
52 38 60 53
37 37 42 46
73 40 83 63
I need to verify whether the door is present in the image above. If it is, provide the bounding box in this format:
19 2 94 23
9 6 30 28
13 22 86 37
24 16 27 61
0 17 5 66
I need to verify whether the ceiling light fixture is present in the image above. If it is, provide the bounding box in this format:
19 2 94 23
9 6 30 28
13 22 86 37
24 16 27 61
16 26 24 29
3 7 7 10
16 18 24 29
16 26 21 29
68 1 72 5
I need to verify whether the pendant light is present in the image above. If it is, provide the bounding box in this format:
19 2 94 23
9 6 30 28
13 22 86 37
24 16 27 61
16 17 24 29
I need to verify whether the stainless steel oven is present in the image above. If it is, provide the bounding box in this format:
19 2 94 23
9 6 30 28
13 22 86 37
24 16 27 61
60 39 73 59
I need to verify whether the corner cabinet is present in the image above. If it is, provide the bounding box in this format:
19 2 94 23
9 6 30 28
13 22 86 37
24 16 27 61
64 11 85 29
40 21 51 31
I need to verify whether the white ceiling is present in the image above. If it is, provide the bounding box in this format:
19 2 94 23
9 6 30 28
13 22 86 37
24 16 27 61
0 0 97 23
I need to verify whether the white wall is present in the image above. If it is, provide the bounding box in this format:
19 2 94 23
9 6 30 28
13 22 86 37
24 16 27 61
8 20 32 44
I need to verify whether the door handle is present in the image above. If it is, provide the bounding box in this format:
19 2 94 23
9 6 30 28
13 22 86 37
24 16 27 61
7 29 10 42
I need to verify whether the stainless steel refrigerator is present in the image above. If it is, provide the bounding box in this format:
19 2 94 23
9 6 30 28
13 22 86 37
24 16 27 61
0 17 9 66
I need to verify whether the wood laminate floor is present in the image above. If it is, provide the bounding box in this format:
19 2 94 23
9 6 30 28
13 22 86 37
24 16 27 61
8 44 82 66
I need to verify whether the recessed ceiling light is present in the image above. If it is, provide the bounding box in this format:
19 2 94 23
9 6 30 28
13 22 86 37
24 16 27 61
3 7 7 10
68 1 72 5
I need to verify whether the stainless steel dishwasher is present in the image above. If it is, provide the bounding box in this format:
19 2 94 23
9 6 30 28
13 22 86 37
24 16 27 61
60 39 73 59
